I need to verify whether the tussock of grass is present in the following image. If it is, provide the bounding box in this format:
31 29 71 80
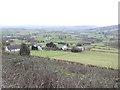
2 53 118 88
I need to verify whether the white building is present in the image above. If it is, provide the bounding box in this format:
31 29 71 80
38 46 42 50
76 46 85 51
32 44 42 50
5 45 20 52
61 46 68 51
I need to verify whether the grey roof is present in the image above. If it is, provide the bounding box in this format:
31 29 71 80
7 45 20 50
84 42 92 44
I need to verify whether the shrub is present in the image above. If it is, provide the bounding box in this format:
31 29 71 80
2 41 10 46
76 43 82 46
46 42 57 48
67 43 69 47
19 43 30 56
2 46 6 51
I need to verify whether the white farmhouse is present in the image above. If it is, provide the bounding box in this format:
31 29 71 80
5 45 20 52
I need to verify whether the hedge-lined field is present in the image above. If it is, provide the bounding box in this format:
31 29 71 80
31 50 118 69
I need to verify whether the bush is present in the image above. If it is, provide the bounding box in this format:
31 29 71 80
76 43 82 46
2 40 10 46
67 43 69 47
2 46 5 51
71 47 82 52
46 42 57 48
19 43 30 56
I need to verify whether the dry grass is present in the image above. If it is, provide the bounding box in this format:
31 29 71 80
2 52 118 88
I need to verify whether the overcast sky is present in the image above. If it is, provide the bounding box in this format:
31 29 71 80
0 0 119 26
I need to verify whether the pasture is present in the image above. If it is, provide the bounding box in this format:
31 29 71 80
31 50 118 69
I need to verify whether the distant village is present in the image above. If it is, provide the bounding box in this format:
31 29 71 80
2 29 114 53
5 41 87 53
3 35 94 53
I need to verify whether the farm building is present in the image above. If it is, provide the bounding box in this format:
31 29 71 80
45 37 52 41
71 46 85 52
76 46 85 51
38 46 42 50
31 44 42 50
5 45 20 52
83 42 92 45
59 46 71 51
61 46 68 51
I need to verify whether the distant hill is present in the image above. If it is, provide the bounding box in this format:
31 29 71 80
79 25 118 34
89 25 118 31
2 25 98 31
2 25 119 33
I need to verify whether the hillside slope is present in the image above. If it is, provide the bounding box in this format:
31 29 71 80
2 53 118 88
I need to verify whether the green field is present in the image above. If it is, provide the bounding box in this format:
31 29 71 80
31 50 118 69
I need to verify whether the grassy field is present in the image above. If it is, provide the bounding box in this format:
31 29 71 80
11 39 26 43
91 48 118 53
31 50 71 57
31 50 118 69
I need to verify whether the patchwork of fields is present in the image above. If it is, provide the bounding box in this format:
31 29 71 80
31 50 118 69
2 25 119 88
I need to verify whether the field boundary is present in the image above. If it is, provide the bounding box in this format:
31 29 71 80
34 55 118 71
